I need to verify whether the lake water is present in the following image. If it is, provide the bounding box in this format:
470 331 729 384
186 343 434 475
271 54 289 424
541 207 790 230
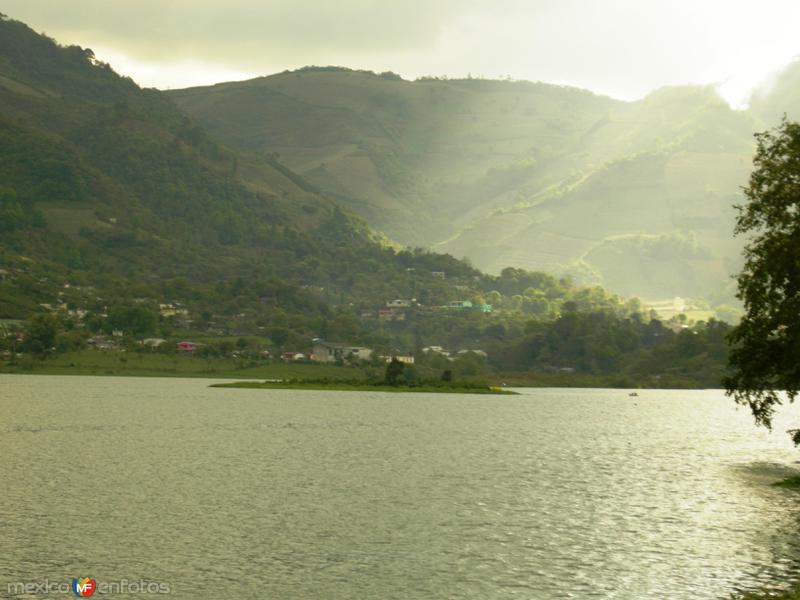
1 375 800 599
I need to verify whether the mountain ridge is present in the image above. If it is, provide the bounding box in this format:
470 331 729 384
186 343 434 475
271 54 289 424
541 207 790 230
167 66 781 304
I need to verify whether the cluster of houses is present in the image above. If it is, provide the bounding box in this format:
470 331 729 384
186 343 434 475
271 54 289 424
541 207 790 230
362 298 493 322
26 286 193 334
310 339 415 365
39 301 88 321
159 338 416 365
168 337 481 366
282 342 487 364
422 346 488 361
0 322 23 359
85 336 182 352
444 300 493 313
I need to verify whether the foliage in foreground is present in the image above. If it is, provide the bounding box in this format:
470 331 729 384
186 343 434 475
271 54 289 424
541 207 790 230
725 119 800 444
772 475 800 489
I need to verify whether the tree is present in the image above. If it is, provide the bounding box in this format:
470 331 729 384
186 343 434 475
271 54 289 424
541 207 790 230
107 304 157 337
724 119 800 445
269 328 289 348
384 358 405 386
23 313 60 357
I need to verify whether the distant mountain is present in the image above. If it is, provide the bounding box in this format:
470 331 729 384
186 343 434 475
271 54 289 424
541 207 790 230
169 70 622 245
170 68 772 303
749 60 800 124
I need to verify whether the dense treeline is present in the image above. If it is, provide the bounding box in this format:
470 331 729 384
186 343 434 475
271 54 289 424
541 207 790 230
3 294 730 388
493 311 730 387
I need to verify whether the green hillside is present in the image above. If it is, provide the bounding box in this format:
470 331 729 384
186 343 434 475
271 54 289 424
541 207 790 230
169 70 621 244
0 16 478 326
439 149 748 304
170 69 765 304
0 16 736 387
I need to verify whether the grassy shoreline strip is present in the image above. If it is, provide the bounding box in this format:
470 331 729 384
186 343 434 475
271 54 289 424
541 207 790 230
210 380 517 394
0 350 719 388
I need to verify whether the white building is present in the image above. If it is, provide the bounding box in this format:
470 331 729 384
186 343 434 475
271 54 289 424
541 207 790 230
312 340 373 363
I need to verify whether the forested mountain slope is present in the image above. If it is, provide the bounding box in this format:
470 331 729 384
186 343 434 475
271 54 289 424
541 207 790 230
0 16 475 322
170 68 773 303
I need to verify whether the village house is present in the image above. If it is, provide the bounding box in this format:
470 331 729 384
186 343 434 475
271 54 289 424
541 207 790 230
445 300 492 313
67 308 88 320
669 322 690 334
457 349 488 359
423 345 447 354
89 335 119 351
378 307 405 322
380 352 415 365
159 303 189 318
386 298 415 308
312 339 373 363
447 300 473 309
177 341 198 354
281 351 306 362
422 345 452 359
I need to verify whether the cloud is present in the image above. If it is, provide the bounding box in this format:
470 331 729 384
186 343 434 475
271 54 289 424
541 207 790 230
4 0 800 102
3 0 475 63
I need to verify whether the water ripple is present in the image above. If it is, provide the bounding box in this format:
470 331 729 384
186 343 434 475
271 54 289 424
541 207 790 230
1 376 799 599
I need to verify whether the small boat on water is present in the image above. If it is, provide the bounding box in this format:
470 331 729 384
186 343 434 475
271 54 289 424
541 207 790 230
628 392 639 397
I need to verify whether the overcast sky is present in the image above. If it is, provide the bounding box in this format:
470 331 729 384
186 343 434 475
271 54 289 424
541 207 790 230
4 0 800 106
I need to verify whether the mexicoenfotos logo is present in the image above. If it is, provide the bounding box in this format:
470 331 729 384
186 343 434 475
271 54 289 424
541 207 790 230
72 577 96 597
6 577 170 595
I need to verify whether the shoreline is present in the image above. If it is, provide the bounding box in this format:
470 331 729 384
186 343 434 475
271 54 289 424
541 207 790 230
210 380 517 394
0 364 721 390
0 350 721 389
